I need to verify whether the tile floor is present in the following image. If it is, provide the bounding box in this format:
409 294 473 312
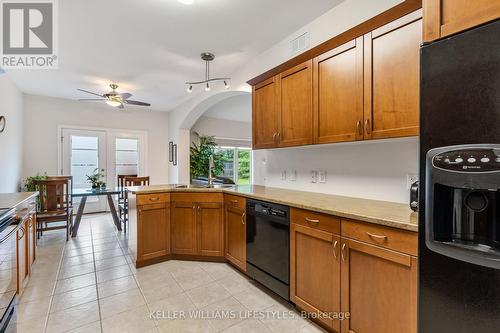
5 213 326 333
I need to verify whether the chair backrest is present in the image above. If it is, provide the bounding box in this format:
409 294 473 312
46 176 73 206
117 174 137 199
34 179 70 214
124 176 150 187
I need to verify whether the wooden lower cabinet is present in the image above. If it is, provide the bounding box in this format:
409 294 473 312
171 201 197 255
224 195 246 271
290 223 341 332
137 202 170 261
197 202 224 257
16 219 29 294
340 238 417 333
171 193 224 258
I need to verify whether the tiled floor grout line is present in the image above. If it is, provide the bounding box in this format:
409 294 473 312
42 234 68 333
89 216 106 333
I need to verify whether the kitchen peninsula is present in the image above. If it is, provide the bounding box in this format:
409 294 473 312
126 184 418 333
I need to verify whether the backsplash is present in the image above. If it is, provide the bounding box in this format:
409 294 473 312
252 137 418 204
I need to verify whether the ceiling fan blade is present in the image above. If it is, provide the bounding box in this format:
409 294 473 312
119 93 132 99
77 89 104 97
124 100 151 106
78 99 105 101
117 103 125 109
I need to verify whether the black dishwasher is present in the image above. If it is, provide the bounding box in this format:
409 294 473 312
246 199 290 300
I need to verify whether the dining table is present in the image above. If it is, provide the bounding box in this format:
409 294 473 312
71 187 121 237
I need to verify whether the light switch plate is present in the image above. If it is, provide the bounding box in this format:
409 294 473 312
289 170 297 181
311 171 318 183
319 170 327 183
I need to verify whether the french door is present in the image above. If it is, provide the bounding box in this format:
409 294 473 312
61 129 107 213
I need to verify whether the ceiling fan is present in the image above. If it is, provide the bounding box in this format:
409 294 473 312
77 83 151 109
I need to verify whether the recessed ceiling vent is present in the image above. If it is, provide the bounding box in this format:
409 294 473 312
290 32 310 55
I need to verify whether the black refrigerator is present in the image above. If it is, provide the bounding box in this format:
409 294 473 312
419 19 500 332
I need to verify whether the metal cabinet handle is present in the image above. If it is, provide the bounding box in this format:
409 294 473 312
231 199 238 207
272 133 277 141
241 211 246 225
17 226 25 240
356 120 362 136
366 232 388 241
341 243 347 262
149 197 160 202
332 240 338 259
277 132 281 141
364 119 371 135
305 218 320 226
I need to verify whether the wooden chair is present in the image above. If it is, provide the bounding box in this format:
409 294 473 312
34 179 73 241
46 175 73 208
119 176 149 233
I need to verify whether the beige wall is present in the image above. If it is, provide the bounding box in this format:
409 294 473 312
0 75 24 193
22 94 170 185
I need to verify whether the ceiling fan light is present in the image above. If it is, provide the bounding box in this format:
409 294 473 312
205 83 210 92
106 100 122 107
187 85 193 93
224 81 230 89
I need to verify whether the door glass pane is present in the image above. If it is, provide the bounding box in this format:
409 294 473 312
71 136 99 189
237 148 251 185
116 138 139 176
219 148 235 180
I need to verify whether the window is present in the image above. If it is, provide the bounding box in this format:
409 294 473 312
216 146 252 185
115 138 139 176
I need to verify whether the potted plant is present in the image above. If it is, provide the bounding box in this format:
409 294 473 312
23 173 47 191
86 168 106 189
190 135 223 180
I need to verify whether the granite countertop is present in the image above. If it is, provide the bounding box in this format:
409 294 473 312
0 192 38 209
128 185 418 232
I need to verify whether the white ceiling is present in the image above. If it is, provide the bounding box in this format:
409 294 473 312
5 0 342 111
203 94 251 123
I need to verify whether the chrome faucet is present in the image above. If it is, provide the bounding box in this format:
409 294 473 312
208 155 215 186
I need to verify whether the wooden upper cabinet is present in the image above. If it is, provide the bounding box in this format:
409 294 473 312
291 223 341 332
225 195 246 271
171 201 197 255
424 0 500 42
137 202 170 261
363 11 422 140
197 202 224 257
279 60 313 147
314 38 364 144
340 239 417 333
252 76 280 149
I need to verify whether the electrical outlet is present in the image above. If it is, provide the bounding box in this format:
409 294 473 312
319 170 327 183
281 170 286 181
289 170 297 181
407 174 418 190
311 171 318 183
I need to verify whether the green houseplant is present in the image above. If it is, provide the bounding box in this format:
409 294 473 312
86 168 106 188
190 135 223 180
23 173 47 191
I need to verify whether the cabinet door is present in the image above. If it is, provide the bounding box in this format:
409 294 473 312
16 221 28 293
340 239 417 333
423 0 500 42
280 60 313 147
171 202 197 255
137 203 170 261
291 223 341 332
197 203 224 257
364 11 422 140
28 214 35 267
314 38 364 144
225 204 246 271
253 76 280 149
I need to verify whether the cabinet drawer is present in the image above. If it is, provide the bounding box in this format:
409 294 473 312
137 193 170 206
224 194 246 211
342 219 417 256
172 192 223 203
291 208 340 235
